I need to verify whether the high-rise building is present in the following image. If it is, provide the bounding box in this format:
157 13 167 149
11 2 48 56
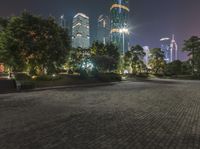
59 15 66 29
58 15 72 37
160 35 178 63
97 15 110 44
170 35 178 62
110 0 130 54
160 37 171 63
143 46 150 66
72 13 90 49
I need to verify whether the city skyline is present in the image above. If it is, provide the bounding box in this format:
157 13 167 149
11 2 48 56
1 0 200 60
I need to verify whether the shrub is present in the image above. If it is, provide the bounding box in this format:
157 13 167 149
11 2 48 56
15 73 31 80
20 81 35 90
35 75 61 81
79 70 89 79
96 73 122 82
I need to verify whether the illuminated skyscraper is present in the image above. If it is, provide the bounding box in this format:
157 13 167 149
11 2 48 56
110 0 129 54
72 13 90 48
160 35 178 63
170 34 178 62
58 15 72 37
97 15 110 44
143 46 150 66
59 15 66 29
160 37 171 63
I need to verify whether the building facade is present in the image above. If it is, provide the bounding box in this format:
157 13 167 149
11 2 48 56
110 0 129 54
72 13 90 49
143 46 150 66
59 15 66 29
97 15 110 44
58 15 72 38
170 35 178 62
160 37 171 63
160 35 178 63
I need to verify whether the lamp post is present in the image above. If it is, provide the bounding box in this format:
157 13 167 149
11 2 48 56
119 28 129 55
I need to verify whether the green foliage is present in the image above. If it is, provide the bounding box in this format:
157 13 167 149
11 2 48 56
79 69 89 79
181 61 192 75
0 12 71 75
183 36 200 77
91 42 120 72
14 72 31 80
124 45 146 74
35 75 61 81
69 42 120 75
95 73 122 82
164 60 183 76
69 48 91 72
20 81 35 90
149 48 166 74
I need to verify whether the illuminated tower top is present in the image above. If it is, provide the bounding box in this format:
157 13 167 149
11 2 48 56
110 0 129 54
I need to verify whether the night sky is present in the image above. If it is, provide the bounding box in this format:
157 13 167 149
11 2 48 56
0 0 200 60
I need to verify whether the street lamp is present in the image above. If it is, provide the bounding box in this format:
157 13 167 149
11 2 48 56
119 28 129 55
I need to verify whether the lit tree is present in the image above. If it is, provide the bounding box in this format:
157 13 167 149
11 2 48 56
0 12 71 75
90 42 120 72
124 45 146 74
149 48 166 74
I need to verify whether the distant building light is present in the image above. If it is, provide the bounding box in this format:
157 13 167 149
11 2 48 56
74 13 89 19
77 33 82 37
60 15 64 19
160 38 170 41
72 23 82 28
110 4 130 12
111 28 129 34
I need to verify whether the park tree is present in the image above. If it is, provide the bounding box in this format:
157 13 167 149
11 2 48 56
164 60 182 76
0 12 70 75
90 42 120 72
124 45 146 74
183 36 200 77
69 47 92 72
149 48 166 74
181 61 193 75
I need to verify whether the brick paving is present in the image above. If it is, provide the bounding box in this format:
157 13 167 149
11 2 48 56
0 79 200 149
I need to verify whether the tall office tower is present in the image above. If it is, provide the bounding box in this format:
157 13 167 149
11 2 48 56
170 34 178 62
72 13 90 48
143 46 150 66
160 37 171 63
110 0 130 54
59 15 66 29
97 15 110 44
58 15 72 40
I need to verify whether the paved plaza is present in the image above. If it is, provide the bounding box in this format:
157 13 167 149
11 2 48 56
0 79 200 149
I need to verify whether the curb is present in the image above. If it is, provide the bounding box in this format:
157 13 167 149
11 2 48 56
21 82 119 93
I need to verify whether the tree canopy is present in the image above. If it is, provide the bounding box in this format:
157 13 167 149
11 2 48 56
183 36 200 77
124 45 146 74
149 48 165 74
0 12 71 75
90 42 120 72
